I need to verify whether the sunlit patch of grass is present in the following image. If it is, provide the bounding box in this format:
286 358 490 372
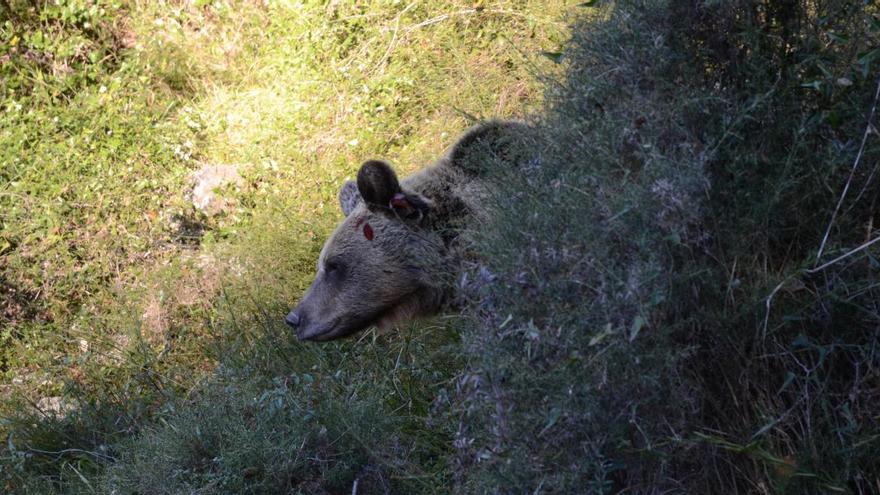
172 0 574 335
1 0 573 491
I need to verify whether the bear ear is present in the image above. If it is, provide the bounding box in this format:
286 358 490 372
357 160 402 208
389 191 432 222
338 180 361 217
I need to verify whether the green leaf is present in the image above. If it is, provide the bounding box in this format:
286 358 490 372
498 314 513 329
791 334 812 349
526 319 540 340
826 110 843 128
750 416 784 440
776 371 796 395
538 407 561 436
827 32 848 44
629 315 646 342
578 0 600 6
540 51 563 63
589 323 614 346
858 48 880 77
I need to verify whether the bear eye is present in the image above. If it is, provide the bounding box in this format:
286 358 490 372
325 259 343 275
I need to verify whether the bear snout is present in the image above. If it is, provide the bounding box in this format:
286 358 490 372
284 310 302 329
286 309 329 341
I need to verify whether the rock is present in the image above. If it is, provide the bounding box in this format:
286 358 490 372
190 164 245 216
37 396 76 417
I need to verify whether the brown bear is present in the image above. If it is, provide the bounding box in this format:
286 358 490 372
285 120 531 341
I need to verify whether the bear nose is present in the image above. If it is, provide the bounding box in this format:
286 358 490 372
285 310 301 329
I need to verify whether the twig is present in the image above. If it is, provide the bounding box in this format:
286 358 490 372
403 9 476 32
815 76 880 264
375 2 417 74
706 75 781 159
762 274 796 338
26 447 117 463
807 234 880 274
67 463 96 492
763 234 880 336
403 8 563 33
842 126 880 216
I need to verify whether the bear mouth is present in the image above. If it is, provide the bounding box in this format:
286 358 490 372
296 309 388 342
297 295 422 342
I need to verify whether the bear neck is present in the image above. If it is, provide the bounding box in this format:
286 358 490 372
401 164 475 246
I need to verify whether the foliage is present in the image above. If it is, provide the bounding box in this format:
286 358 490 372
454 3 708 490
102 309 462 495
671 1 880 492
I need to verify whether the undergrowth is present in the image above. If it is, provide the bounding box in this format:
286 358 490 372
455 0 880 493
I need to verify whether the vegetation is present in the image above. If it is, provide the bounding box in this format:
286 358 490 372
453 1 880 492
2 0 880 493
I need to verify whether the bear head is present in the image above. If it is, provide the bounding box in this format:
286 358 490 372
285 160 447 341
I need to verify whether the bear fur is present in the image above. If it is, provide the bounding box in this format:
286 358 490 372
286 120 532 341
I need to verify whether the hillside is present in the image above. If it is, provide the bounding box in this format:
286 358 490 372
2 0 880 493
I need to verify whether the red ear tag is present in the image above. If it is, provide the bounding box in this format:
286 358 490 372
390 193 410 210
363 223 374 241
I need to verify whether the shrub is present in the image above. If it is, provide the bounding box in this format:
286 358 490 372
454 3 708 490
455 0 880 492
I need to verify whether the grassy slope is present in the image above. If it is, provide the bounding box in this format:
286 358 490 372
0 0 571 492
5 0 879 493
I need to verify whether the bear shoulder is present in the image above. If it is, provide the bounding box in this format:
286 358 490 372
397 120 535 229
441 120 534 176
